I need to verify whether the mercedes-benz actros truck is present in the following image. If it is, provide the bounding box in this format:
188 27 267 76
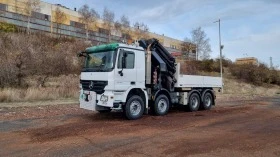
78 38 222 120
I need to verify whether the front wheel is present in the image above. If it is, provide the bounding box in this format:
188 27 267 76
154 95 170 116
124 95 144 120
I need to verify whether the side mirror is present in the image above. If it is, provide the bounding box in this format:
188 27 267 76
77 51 88 58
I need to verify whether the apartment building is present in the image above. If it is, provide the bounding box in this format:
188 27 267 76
0 0 196 59
235 57 258 65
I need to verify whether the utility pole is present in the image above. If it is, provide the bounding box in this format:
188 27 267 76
50 4 53 34
270 57 273 69
196 46 198 60
214 19 223 93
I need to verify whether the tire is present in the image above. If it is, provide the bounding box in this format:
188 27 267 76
154 94 169 116
188 93 200 112
202 92 213 110
124 95 144 120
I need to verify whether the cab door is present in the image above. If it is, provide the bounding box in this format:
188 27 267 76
114 49 137 91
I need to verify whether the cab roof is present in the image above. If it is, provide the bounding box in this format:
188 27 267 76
85 43 144 53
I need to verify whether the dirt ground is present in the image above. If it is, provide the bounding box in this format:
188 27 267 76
0 96 280 157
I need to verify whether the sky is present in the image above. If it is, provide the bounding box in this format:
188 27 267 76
44 0 280 68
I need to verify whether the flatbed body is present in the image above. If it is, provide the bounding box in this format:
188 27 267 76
175 64 222 88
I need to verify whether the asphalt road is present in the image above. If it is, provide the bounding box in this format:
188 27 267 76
0 96 279 157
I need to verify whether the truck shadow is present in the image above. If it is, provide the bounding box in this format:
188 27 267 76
82 112 125 121
81 105 190 121
26 107 209 143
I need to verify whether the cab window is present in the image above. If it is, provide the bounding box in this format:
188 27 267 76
117 50 135 69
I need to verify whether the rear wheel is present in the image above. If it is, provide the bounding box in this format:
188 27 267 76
202 92 213 110
188 93 200 112
154 94 169 116
124 95 144 120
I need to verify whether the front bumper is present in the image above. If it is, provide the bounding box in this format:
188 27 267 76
79 90 114 111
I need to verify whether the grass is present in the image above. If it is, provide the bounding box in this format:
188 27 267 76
0 74 279 103
0 75 79 103
220 78 280 97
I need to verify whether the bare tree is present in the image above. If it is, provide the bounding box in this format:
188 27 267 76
133 22 149 40
102 7 115 43
11 36 33 87
53 7 67 37
181 38 196 60
0 34 17 87
121 15 130 28
120 15 131 41
78 4 99 41
23 0 41 34
114 20 122 37
114 15 131 42
186 27 212 60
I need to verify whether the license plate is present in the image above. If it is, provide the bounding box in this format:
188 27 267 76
83 91 90 94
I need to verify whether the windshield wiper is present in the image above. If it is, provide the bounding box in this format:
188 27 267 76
85 68 106 72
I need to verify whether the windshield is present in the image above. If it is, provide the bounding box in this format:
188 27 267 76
83 51 115 72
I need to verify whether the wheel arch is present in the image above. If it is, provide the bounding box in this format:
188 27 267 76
154 88 171 103
124 88 148 111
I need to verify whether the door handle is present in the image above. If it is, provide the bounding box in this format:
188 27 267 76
131 82 135 85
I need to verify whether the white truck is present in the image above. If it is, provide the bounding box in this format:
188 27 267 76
78 38 222 120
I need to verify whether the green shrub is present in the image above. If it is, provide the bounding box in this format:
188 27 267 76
229 63 280 85
180 57 232 75
0 22 17 32
0 32 89 88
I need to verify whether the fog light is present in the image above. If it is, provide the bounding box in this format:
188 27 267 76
100 95 108 102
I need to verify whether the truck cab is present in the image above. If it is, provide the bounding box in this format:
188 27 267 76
79 43 148 119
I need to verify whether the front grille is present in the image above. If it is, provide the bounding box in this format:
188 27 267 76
80 80 108 94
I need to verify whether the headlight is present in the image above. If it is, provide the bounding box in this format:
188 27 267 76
100 95 108 102
79 83 82 89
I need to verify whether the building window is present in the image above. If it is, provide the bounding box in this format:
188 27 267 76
70 21 85 28
44 14 49 21
99 28 109 35
32 11 50 21
0 3 7 11
170 45 176 49
122 33 131 39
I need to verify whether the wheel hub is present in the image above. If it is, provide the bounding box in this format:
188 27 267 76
158 99 167 112
205 96 211 107
130 101 141 116
191 97 198 108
